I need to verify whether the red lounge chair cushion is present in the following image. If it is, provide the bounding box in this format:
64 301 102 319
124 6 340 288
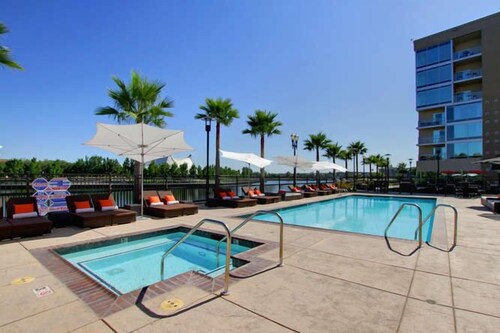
99 199 117 211
228 191 237 197
148 196 161 203
306 186 314 191
164 195 176 202
291 187 301 193
248 190 257 198
254 189 263 196
74 201 91 209
13 203 35 214
218 191 227 198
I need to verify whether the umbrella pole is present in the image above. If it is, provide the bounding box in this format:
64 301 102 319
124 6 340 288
141 123 144 217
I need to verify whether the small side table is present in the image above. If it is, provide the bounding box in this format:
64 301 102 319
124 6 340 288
124 204 142 215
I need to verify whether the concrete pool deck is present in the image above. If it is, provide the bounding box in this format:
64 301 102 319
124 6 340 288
1 193 499 332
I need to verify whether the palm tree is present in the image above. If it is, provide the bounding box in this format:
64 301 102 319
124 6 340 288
195 98 239 189
347 141 367 183
95 70 174 203
304 132 332 185
242 110 282 191
338 149 352 180
323 143 342 182
0 22 23 70
366 155 379 181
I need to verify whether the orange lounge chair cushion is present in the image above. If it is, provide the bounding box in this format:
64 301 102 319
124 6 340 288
248 190 257 197
218 191 227 198
99 199 118 211
13 203 35 214
291 187 301 193
164 195 176 202
74 201 91 209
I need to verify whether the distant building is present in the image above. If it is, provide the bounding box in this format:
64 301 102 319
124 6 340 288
414 12 500 174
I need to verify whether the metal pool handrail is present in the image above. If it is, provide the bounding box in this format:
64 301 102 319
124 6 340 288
414 204 458 252
160 218 232 295
215 210 284 268
384 203 423 256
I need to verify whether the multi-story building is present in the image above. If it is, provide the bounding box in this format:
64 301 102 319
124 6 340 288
414 12 500 175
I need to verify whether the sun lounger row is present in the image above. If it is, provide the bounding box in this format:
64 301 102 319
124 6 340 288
241 187 281 204
206 188 258 208
0 197 52 240
143 190 199 218
66 194 137 228
481 196 500 213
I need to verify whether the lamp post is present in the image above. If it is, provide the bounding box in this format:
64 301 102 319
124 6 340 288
204 117 212 202
352 148 359 191
291 133 299 187
408 158 413 181
435 148 441 186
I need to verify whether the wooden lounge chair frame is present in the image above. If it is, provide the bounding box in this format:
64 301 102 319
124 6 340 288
143 190 198 218
241 187 281 204
288 185 318 198
5 197 52 238
206 188 257 208
66 194 113 228
90 193 137 225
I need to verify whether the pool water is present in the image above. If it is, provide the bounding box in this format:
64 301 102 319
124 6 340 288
57 230 253 295
251 195 436 241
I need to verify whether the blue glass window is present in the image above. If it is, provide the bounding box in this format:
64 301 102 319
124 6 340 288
416 64 451 88
416 41 451 68
447 141 482 158
417 85 452 107
447 122 482 140
447 102 482 122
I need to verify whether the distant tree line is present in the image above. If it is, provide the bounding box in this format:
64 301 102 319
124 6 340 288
0 156 246 178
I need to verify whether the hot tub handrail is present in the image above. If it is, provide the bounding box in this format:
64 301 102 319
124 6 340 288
215 210 284 267
384 203 423 256
160 218 232 295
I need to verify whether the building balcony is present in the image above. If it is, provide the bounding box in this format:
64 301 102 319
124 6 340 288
453 46 481 61
454 69 482 83
418 136 445 145
454 90 482 103
419 154 446 161
417 119 444 128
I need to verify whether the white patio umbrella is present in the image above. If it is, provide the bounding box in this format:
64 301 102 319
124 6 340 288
220 149 272 189
85 122 194 215
274 155 315 170
311 161 348 172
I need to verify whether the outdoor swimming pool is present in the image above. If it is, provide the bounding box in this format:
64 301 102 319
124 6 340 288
248 195 437 241
55 228 257 295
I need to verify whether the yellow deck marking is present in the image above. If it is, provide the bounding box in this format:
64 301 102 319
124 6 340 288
160 298 184 311
11 276 35 285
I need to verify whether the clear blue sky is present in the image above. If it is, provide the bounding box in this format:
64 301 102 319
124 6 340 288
1 1 499 172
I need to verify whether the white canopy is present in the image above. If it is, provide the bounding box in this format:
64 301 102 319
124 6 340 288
473 156 500 165
220 149 272 169
311 161 348 172
85 123 193 164
167 155 194 169
274 156 315 170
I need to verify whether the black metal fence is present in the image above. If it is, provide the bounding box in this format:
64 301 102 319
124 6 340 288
0 173 322 216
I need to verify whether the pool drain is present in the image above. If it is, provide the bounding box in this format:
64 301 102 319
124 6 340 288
10 276 35 285
160 298 184 311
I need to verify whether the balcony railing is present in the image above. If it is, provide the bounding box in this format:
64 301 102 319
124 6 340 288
418 136 445 144
418 118 444 128
454 69 482 82
454 90 482 103
419 154 446 161
453 46 481 61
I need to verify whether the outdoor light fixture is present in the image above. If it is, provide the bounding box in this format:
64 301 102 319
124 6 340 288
291 133 299 186
384 154 391 188
435 148 441 185
408 158 413 181
204 117 212 201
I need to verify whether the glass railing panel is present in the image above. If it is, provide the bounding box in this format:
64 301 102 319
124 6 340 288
418 136 446 144
454 69 482 81
453 46 482 60
418 119 444 127
454 91 482 103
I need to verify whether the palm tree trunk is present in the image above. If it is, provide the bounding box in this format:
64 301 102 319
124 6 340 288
344 159 348 180
316 147 320 186
215 121 221 189
133 161 141 204
260 134 265 192
332 157 336 183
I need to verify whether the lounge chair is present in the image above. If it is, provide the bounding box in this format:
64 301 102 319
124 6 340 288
481 196 500 213
90 193 137 224
157 190 199 216
65 194 112 228
306 184 330 196
5 197 52 238
288 185 317 198
143 190 198 218
206 188 257 208
241 187 281 204
0 205 12 240
277 189 303 201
